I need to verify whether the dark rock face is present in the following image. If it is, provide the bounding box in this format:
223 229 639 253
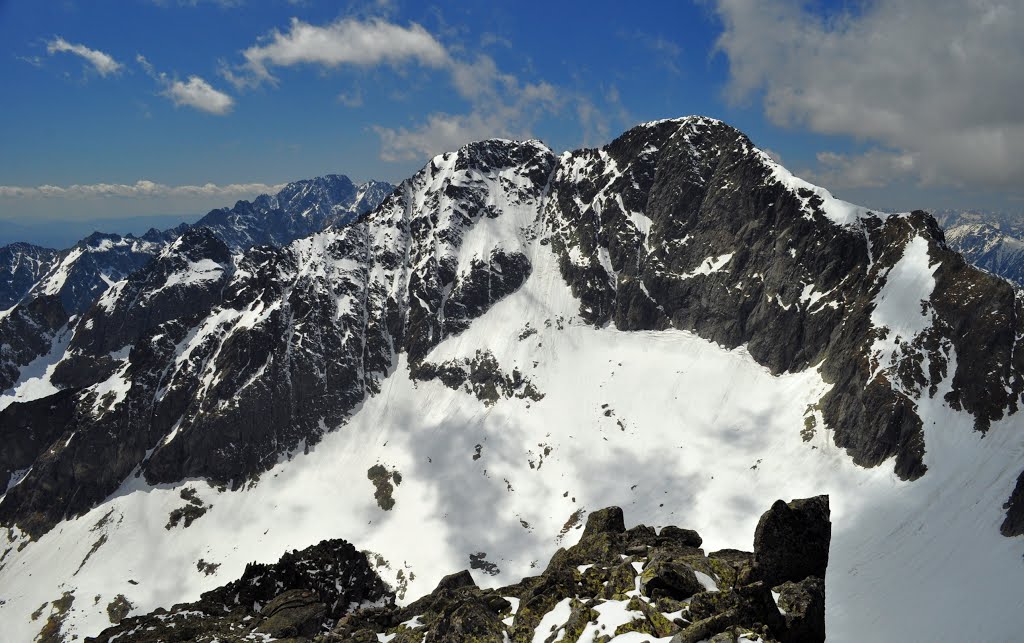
0 294 69 392
0 242 58 309
0 229 234 537
752 496 830 587
1001 470 1024 537
582 505 626 537
776 576 826 643
543 117 1024 483
639 555 704 601
0 388 80 491
87 538 392 643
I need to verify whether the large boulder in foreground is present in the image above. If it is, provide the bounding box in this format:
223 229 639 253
752 495 831 587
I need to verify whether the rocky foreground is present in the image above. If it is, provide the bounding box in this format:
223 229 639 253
86 496 830 643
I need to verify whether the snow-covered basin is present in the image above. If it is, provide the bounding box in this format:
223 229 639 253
1 233 1023 642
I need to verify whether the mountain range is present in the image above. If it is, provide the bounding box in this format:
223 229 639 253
935 210 1024 287
1 116 1023 642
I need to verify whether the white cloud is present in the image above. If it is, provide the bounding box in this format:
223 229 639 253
0 180 284 199
372 66 561 161
138 55 234 115
713 0 1024 189
225 16 567 161
372 112 513 162
46 37 123 77
235 17 449 87
163 76 234 114
807 149 919 189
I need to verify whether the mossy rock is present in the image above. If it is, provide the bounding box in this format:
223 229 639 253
600 560 638 600
625 596 676 637
577 565 610 597
565 532 627 566
559 599 600 643
639 559 703 602
688 590 739 621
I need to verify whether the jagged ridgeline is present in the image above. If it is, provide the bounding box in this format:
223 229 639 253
88 498 830 643
2 116 1023 642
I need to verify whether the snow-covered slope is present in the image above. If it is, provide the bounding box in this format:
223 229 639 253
2 117 1023 642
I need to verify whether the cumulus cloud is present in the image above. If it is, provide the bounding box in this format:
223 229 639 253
713 0 1024 189
0 180 283 199
231 17 449 87
163 76 234 114
372 68 561 161
46 37 123 77
227 16 567 161
138 55 234 115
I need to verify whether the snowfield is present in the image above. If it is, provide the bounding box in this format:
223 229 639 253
2 219 1023 642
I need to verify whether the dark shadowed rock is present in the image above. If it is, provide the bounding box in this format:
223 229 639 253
776 576 826 643
640 556 704 601
255 589 327 637
658 525 702 548
1000 470 1024 537
87 538 392 643
752 496 831 587
583 506 626 538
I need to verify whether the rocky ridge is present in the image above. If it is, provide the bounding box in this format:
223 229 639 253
87 496 830 643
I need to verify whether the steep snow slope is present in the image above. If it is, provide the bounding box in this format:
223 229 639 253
2 117 1023 641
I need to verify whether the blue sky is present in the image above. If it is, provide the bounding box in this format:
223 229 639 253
1 0 1022 246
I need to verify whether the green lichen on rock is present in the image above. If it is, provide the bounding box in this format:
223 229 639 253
559 599 600 642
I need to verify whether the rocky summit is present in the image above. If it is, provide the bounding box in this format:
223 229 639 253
2 117 1023 642
87 497 830 643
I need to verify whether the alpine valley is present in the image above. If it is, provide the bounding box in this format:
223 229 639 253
1 116 1023 642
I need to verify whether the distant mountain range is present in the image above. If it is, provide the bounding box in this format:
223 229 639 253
933 209 1024 287
0 175 393 314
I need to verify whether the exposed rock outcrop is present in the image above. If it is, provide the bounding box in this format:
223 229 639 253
89 497 830 643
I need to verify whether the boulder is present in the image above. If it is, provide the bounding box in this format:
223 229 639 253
658 525 703 548
777 576 826 643
640 558 704 601
256 589 327 637
582 506 626 538
752 496 830 586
